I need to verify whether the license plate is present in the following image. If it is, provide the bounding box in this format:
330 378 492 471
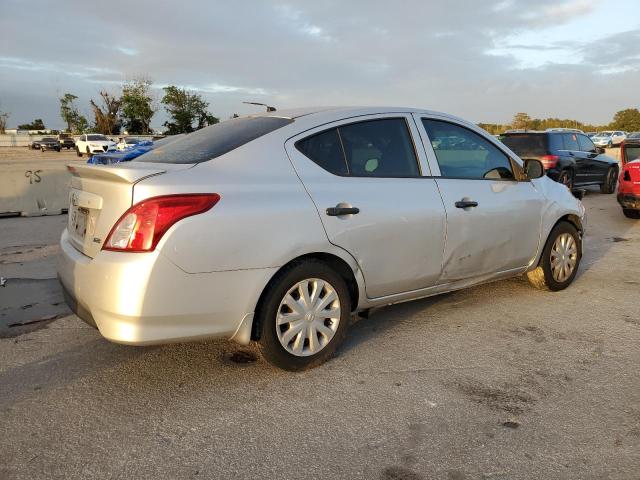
70 207 89 239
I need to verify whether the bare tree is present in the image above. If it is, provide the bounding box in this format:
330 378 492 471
90 91 122 135
0 103 9 134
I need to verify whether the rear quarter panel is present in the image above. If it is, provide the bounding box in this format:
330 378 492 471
133 136 336 273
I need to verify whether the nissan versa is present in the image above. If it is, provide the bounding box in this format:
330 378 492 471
58 107 585 370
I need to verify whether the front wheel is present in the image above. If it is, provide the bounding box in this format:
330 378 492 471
76 147 82 157
257 260 351 371
623 209 640 219
527 221 581 291
600 167 617 194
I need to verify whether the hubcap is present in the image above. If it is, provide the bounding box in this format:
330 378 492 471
276 278 341 357
550 233 578 282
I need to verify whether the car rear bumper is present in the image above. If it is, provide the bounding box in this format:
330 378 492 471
617 193 640 210
57 229 276 345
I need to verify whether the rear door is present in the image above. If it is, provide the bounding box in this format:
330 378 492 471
286 114 446 298
561 133 591 184
416 115 544 282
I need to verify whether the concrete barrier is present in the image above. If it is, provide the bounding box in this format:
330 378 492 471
0 159 84 217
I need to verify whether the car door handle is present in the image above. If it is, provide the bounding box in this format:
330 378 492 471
326 206 360 216
455 200 478 209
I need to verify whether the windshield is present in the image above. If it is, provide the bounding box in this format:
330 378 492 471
596 132 612 137
125 138 141 144
42 137 56 141
138 116 293 164
87 134 108 141
628 132 640 139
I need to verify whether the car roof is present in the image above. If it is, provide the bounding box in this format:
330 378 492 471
254 105 461 120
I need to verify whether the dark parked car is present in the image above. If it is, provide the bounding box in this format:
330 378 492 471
58 133 75 149
37 137 61 152
500 131 619 193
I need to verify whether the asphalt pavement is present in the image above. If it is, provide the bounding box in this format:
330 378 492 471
0 186 638 480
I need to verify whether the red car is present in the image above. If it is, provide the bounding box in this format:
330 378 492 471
617 134 640 219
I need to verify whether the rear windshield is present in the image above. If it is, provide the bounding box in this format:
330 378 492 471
501 134 547 157
138 116 293 164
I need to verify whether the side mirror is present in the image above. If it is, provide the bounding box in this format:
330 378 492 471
523 159 544 180
596 147 605 154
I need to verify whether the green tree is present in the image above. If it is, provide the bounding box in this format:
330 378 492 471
611 108 640 132
59 93 90 133
90 91 122 135
161 85 219 134
511 112 532 130
120 78 156 134
17 118 46 130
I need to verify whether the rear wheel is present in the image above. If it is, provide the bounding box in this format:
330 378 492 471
76 147 82 157
86 146 92 157
527 221 581 291
558 169 574 190
600 167 617 194
623 209 640 219
257 260 351 371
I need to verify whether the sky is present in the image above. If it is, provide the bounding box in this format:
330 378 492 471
1 0 639 130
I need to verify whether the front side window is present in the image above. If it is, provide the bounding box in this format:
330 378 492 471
295 118 420 177
577 134 596 153
422 119 514 180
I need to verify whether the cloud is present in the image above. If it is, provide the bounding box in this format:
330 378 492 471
0 0 638 128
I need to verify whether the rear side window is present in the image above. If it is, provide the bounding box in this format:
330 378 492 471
501 134 547 157
562 133 580 151
295 129 348 175
138 116 293 164
577 134 596 153
295 118 420 177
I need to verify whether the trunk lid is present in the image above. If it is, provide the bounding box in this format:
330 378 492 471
66 162 189 258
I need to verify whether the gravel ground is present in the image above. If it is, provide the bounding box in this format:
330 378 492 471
0 183 638 479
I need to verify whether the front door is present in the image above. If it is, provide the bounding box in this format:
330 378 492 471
286 114 446 298
415 115 544 282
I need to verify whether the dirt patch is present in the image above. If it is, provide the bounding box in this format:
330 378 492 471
453 379 535 414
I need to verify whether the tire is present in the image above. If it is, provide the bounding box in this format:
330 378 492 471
257 260 351 371
558 169 574 190
76 147 82 157
623 209 640 219
41 147 45 152
600 166 617 194
527 221 581 292
56 147 61 152
86 147 92 157
607 141 613 148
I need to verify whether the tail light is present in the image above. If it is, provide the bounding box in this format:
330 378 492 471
540 155 559 170
103 194 220 252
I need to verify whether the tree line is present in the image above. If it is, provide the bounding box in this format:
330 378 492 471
479 109 640 135
57 79 219 135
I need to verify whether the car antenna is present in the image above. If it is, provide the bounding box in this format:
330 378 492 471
243 101 276 112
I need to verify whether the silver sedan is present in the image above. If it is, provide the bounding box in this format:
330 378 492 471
58 107 585 370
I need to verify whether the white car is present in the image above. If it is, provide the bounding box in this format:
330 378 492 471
592 131 626 148
75 134 117 157
59 107 585 370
